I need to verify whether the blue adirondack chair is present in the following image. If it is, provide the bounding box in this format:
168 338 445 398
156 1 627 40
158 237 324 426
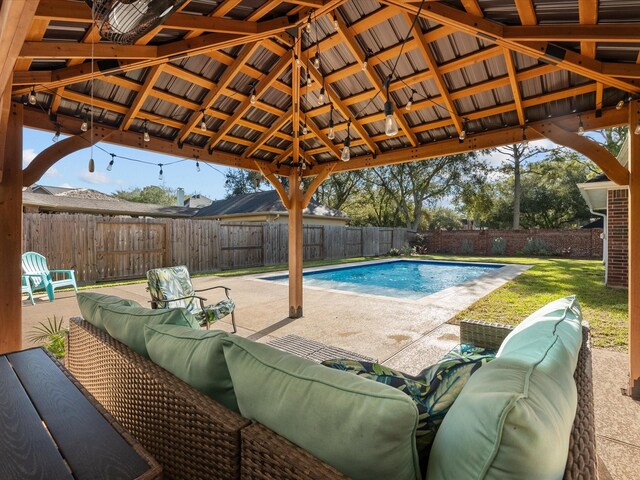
22 252 78 302
21 275 34 305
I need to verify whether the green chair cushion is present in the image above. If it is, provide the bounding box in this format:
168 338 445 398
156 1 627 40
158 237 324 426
427 296 583 480
100 304 199 358
144 324 238 412
222 335 421 480
77 292 141 330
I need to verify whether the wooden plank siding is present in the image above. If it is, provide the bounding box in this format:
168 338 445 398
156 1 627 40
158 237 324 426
22 214 411 282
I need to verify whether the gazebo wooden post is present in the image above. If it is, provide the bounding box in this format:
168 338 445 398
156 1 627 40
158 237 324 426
0 99 24 354
628 100 640 398
288 168 304 318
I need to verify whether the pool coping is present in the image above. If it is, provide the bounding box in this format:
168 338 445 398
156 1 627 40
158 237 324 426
249 258 532 305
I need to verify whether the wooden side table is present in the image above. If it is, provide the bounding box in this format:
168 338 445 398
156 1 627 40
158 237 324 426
0 347 161 480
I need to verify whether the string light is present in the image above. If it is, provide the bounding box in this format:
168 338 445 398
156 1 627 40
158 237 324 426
306 75 312 87
328 105 335 140
52 124 61 142
362 54 369 72
250 85 257 105
383 76 398 137
577 115 585 135
318 76 326 104
28 86 37 105
305 12 312 33
143 120 150 142
333 13 339 31
635 119 640 135
196 160 201 172
295 55 302 68
341 119 351 162
80 109 89 132
459 119 468 141
158 164 164 181
302 123 308 135
616 99 625 110
199 110 207 132
406 90 415 111
107 153 115 171
521 126 528 146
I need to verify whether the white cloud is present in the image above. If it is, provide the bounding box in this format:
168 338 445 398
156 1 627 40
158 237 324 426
45 167 60 178
80 171 111 184
23 148 37 167
58 183 73 188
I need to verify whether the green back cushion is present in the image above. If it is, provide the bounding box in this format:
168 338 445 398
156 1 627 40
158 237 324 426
222 336 421 480
77 292 141 330
427 296 583 479
100 304 199 358
144 325 238 412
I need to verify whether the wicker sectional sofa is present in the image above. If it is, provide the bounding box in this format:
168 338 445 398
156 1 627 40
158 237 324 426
66 314 598 480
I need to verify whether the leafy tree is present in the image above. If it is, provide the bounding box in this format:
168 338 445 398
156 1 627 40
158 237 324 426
314 172 363 211
224 169 269 197
114 185 178 205
591 126 627 156
425 207 463 231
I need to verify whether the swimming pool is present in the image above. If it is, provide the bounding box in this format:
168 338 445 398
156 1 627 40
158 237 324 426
264 260 505 300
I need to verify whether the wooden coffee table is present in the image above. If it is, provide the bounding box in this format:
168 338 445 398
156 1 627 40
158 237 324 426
0 347 161 480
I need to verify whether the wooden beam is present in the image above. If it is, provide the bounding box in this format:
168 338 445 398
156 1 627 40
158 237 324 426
335 12 418 146
0 0 39 95
628 99 640 398
254 161 290 209
460 0 483 17
382 0 640 93
330 106 626 173
503 48 526 125
306 117 341 160
0 101 23 354
288 167 303 318
501 24 640 43
243 107 292 158
531 122 628 185
0 77 12 183
514 0 537 25
19 42 157 59
14 17 49 71
292 41 301 165
579 0 599 58
121 65 164 131
302 163 336 208
208 55 291 148
177 42 260 144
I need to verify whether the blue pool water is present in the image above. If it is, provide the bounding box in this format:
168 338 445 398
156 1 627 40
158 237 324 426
265 260 505 300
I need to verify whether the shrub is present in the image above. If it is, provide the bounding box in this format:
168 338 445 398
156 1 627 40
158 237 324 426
410 233 429 254
491 237 506 255
522 237 552 256
388 248 401 257
399 243 415 256
27 316 67 359
460 239 474 255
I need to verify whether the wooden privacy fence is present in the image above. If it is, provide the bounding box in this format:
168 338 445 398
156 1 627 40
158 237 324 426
22 214 412 283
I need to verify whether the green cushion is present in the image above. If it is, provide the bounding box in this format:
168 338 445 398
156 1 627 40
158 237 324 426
427 296 583 480
100 304 199 358
144 325 238 412
222 335 421 480
77 292 141 330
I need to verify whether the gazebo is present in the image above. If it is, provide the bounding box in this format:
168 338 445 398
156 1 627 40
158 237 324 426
0 0 639 397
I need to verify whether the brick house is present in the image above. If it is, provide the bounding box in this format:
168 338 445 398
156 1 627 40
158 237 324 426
577 140 628 288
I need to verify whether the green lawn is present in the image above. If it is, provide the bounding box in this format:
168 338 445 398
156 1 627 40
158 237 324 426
422 255 628 351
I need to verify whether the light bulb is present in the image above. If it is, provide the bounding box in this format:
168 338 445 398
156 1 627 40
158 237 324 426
318 87 325 104
617 100 625 110
635 122 640 135
313 56 320 69
158 167 164 181
341 144 350 162
405 100 413 111
361 60 367 71
81 121 88 132
88 158 95 173
578 123 585 135
327 124 335 140
384 100 398 137
28 88 37 105
302 124 308 135
459 129 467 141
307 76 312 86
301 161 307 170
200 119 207 132
305 22 312 33
143 130 150 142
333 15 339 31
52 130 60 142
196 161 201 172
107 160 114 171
250 93 256 105
295 56 301 67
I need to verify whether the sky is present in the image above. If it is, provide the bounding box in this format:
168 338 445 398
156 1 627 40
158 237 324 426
23 127 232 201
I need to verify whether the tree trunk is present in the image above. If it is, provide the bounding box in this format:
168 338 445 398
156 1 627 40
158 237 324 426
513 149 521 230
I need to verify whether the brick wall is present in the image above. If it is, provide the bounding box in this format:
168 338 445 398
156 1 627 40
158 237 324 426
607 188 628 288
416 228 603 259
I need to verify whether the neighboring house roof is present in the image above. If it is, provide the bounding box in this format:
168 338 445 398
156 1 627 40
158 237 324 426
184 194 213 208
30 184 116 201
193 190 347 219
23 191 198 218
581 217 604 229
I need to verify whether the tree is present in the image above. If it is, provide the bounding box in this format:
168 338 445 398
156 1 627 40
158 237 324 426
224 169 269 197
114 185 178 205
314 172 363 211
591 126 627 156
425 207 463 230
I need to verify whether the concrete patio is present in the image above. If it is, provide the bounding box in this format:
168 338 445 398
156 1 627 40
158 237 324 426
21 269 640 479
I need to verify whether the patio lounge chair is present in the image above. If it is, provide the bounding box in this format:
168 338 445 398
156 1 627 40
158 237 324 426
147 265 237 333
22 251 78 302
21 274 34 305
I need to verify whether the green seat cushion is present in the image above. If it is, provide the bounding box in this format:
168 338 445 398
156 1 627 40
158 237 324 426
100 304 199 358
427 296 583 479
77 292 141 330
222 335 421 480
144 325 238 412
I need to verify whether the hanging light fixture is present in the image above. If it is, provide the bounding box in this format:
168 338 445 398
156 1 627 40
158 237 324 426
333 13 339 31
250 85 257 105
406 90 415 111
521 127 528 146
88 158 95 173
383 77 398 137
341 120 351 162
196 160 201 172
302 123 308 135
28 86 37 105
295 55 302 68
80 109 89 132
306 75 312 87
635 120 640 135
158 164 164 181
52 124 61 142
362 51 369 72
577 115 585 135
318 76 326 104
305 13 312 33
107 154 115 171
143 119 150 142
327 105 336 140
459 119 468 141
200 110 207 132
616 99 625 110
313 54 320 70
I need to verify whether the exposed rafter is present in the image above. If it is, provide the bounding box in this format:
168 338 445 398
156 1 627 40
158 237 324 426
243 108 292 159
514 0 537 25
121 65 164 131
503 48 526 125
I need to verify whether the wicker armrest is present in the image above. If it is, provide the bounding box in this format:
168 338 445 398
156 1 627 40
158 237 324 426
459 319 514 351
66 317 250 480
